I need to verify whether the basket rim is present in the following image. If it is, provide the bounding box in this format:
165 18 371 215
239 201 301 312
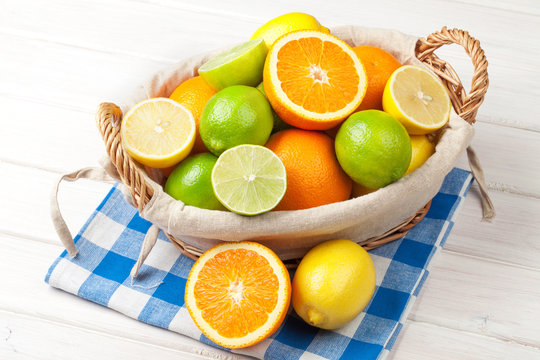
95 25 488 259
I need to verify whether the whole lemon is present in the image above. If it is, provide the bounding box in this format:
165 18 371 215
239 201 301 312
292 239 376 330
404 134 436 175
250 12 330 50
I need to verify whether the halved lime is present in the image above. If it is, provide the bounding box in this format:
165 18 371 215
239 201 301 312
198 39 268 90
211 145 287 215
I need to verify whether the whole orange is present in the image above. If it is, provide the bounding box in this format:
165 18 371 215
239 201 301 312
169 76 216 153
266 129 352 210
353 46 401 111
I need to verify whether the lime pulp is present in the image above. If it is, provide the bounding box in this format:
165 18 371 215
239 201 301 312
211 145 287 215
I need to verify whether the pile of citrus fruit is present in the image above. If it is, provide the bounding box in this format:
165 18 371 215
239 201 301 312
119 12 452 348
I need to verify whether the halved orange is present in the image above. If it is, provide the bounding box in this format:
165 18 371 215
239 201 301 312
263 30 367 130
185 241 291 349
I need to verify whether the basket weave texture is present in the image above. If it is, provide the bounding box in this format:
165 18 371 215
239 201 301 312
95 27 488 264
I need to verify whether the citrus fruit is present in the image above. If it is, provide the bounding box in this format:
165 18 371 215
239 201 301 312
383 65 451 135
198 38 268 91
266 129 352 210
405 134 436 175
250 12 330 50
352 183 378 198
164 153 225 210
185 241 291 349
121 98 195 168
211 144 287 216
335 110 411 189
292 239 376 330
256 82 292 133
352 46 401 111
169 76 216 153
263 30 367 130
199 85 273 156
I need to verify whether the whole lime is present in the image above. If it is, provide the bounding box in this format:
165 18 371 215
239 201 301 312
164 153 225 210
292 239 376 330
199 85 273 156
335 110 411 189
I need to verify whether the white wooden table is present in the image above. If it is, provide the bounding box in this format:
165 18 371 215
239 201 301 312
1 0 539 359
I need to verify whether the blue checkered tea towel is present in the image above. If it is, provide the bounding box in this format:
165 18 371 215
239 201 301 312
46 167 473 359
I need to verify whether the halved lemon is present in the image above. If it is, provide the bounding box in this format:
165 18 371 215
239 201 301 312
263 30 367 130
121 98 196 168
185 241 291 349
383 65 451 135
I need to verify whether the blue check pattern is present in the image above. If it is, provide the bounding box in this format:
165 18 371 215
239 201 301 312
46 168 473 360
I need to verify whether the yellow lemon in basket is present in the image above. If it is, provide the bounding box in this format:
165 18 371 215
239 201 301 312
404 134 436 175
250 12 330 50
292 239 376 330
121 98 196 168
383 65 451 135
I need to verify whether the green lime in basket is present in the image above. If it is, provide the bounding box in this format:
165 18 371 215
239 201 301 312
199 85 273 156
165 153 226 210
335 110 411 189
198 38 268 90
211 144 287 216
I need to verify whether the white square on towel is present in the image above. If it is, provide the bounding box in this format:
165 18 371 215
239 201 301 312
82 212 126 250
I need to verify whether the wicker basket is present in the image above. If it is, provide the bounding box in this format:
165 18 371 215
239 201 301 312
94 26 488 267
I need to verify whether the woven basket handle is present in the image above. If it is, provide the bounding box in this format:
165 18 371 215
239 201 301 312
95 103 154 211
417 27 494 218
415 26 489 124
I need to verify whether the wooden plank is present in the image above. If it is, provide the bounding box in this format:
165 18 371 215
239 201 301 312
0 32 168 112
0 96 102 173
0 310 220 360
447 183 540 269
454 120 540 198
0 234 244 360
390 321 540 360
455 121 540 198
0 161 112 244
445 0 540 16
0 0 249 62
409 250 540 348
